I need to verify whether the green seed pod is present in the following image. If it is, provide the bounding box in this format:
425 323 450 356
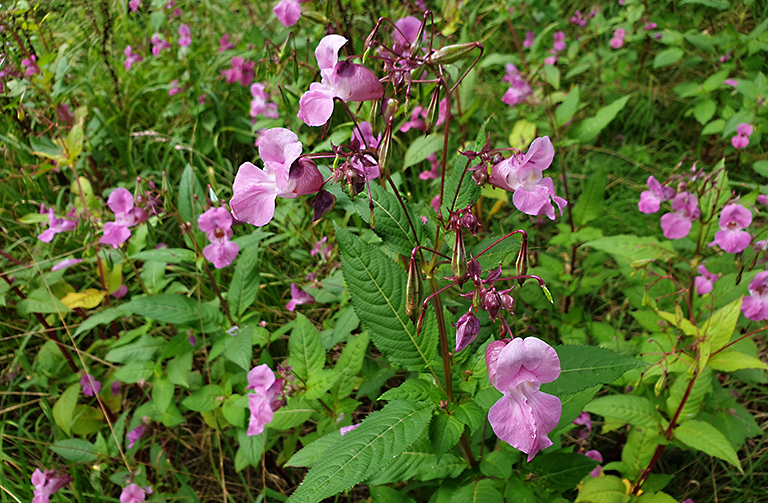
452 230 468 287
426 42 482 66
516 238 528 286
405 256 423 323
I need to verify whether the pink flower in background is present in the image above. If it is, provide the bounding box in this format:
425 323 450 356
219 33 235 52
111 284 128 298
100 188 148 248
38 208 77 242
400 106 427 132
523 31 534 48
80 374 102 397
51 257 82 271
454 312 480 352
419 153 440 180
742 271 768 321
720 51 732 63
198 207 239 268
31 469 71 503
643 22 657 30
286 283 315 311
660 192 700 239
694 265 718 295
610 28 626 49
168 79 182 96
501 64 532 106
340 424 359 435
553 31 566 52
274 0 301 26
298 34 384 126
731 123 753 149
57 104 74 125
391 16 422 56
151 35 171 56
222 57 256 86
178 24 192 47
199 93 207 105
431 194 440 213
120 484 146 503
490 136 567 220
246 364 284 435
129 0 141 11
111 381 121 396
126 423 147 449
544 54 557 65
758 194 768 206
570 11 587 28
638 175 675 214
710 204 752 253
724 79 738 87
123 46 143 70
21 55 40 77
311 237 332 260
572 411 592 432
486 337 561 461
584 450 603 477
250 83 279 119
231 128 323 226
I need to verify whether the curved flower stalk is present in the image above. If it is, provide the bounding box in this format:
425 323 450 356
298 34 384 127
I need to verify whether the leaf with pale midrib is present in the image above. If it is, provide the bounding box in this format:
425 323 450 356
354 183 425 257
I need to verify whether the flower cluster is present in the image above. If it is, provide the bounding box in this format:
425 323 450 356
250 83 279 119
610 28 627 49
222 57 256 86
151 34 171 56
694 265 719 295
80 374 101 397
545 31 566 65
286 283 315 311
198 207 240 268
742 271 768 321
124 46 143 71
246 364 284 435
501 64 532 107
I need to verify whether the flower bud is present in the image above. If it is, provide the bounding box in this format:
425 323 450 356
424 87 441 132
462 211 479 236
472 168 488 186
491 153 504 165
313 190 336 221
468 258 482 284
453 311 480 352
452 230 468 287
483 289 500 320
383 98 399 125
426 42 483 66
377 127 392 178
406 256 423 323
499 292 514 313
516 238 528 286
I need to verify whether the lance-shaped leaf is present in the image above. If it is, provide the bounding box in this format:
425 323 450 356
354 183 425 257
289 314 325 382
674 420 743 472
584 395 662 428
541 345 646 396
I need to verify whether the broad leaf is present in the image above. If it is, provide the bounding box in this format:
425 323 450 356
450 479 502 503
708 351 768 372
289 314 325 382
702 298 741 351
354 183 425 257
53 384 79 436
675 420 742 472
541 345 645 395
529 452 598 491
653 48 684 69
555 85 580 127
50 439 97 463
584 395 662 428
332 332 370 400
366 435 466 485
403 133 443 169
429 413 463 457
228 242 261 318
572 168 606 226
576 475 630 503
571 96 630 143
130 248 196 263
287 431 342 468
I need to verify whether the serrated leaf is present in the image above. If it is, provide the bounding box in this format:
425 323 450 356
529 452 598 491
653 48 684 69
450 479 502 503
129 248 196 263
694 99 716 125
235 429 263 472
305 369 340 399
403 134 443 169
336 226 437 371
286 400 434 503
622 426 665 479
182 385 224 412
53 384 79 436
50 439 97 463
270 398 315 430
290 314 325 381
454 400 484 431
571 96 630 143
666 367 711 420
479 450 514 479
541 345 646 395
708 351 768 372
287 431 342 468
106 335 164 363
380 379 436 403
229 243 261 318
675 420 742 472
576 475 630 503
123 294 222 332
366 435 466 485
470 234 521 271
114 361 155 383
223 326 253 371
369 485 417 503
429 414 463 457
638 492 678 503
584 395 662 428
572 168 606 226
702 298 741 351
333 332 370 400
354 183 425 257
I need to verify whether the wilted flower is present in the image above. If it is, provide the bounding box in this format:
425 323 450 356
660 192 700 239
31 469 71 503
178 24 192 47
198 207 240 268
151 34 172 57
250 83 279 119
80 374 102 397
123 46 142 71
221 57 256 86
120 484 146 503
274 0 301 26
710 204 752 253
218 33 235 52
742 271 768 321
732 123 753 149
453 311 480 352
38 208 77 243
100 188 148 248
638 175 675 214
286 283 315 311
694 265 718 295
246 364 284 435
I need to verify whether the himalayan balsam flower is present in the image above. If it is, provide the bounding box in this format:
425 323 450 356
100 188 148 248
570 11 587 28
250 83 279 119
80 374 102 397
453 312 480 352
643 22 657 30
57 104 74 125
391 16 422 56
120 484 146 503
502 64 532 107
198 207 240 268
168 79 182 96
340 424 359 435
51 258 82 271
400 106 427 132
638 175 675 214
758 194 768 206
129 0 141 11
124 46 142 71
486 337 561 461
127 423 147 449
221 57 255 86
178 24 192 47
553 31 566 52
742 271 768 321
298 34 384 126
585 450 603 477
544 53 558 66
710 204 752 253
231 128 323 226
112 284 128 298
274 0 301 26
523 31 534 48
31 469 71 503
151 34 171 57
22 55 40 77
732 123 753 149
419 153 440 180
694 265 718 295
724 79 738 87
490 136 567 219
610 28 626 49
286 283 315 311
350 121 383 179
246 364 284 435
660 192 700 239
572 411 592 432
219 33 235 52
111 381 121 397
38 208 77 242
311 237 332 261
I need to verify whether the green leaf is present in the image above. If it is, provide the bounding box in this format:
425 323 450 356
541 345 646 396
572 96 630 144
379 379 436 403
576 475 630 503
702 298 742 351
130 248 196 263
403 134 443 169
708 351 768 372
666 367 711 420
74 306 131 337
50 439 97 463
622 426 665 479
693 99 716 125
679 0 729 10
178 164 206 229
555 85 580 127
753 160 768 177
543 64 560 90
305 369 340 399
529 452 598 491
366 435 466 484
638 492 678 503
332 332 370 400
153 376 175 415
555 385 600 433
106 334 164 363
479 449 515 479
450 479 502 503
584 395 662 428
167 351 193 387
182 385 224 412
674 420 742 472
354 183 425 257
653 48 684 69
235 429 263 472
17 288 71 315
289 314 325 381
701 119 725 135
454 400 485 431
429 414 463 457
114 361 155 383
285 400 434 503
223 326 253 371
229 243 261 318
53 384 79 436
369 486 417 503
287 431 342 468
572 168 606 226
442 121 488 213
470 234 521 271
123 294 222 331
269 398 315 430
336 226 438 371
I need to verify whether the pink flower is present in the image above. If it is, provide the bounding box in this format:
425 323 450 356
350 121 382 180
709 204 752 253
572 411 592 432
553 31 566 52
246 364 284 435
720 51 732 63
100 188 148 248
21 55 40 77
31 469 71 503
221 57 256 86
111 381 121 396
38 208 77 242
544 55 557 65
340 424 359 435
168 79 182 96
178 24 192 47
123 46 142 71
486 337 561 461
231 128 323 227
523 31 534 48
127 423 147 449
570 11 587 28
400 106 427 132
419 153 440 180
584 450 603 477
57 104 74 125
274 0 301 27
286 283 315 311
111 284 128 298
660 192 700 239
199 93 206 105
391 16 422 56
198 207 240 268
758 194 768 206
219 33 235 52
490 136 567 219
298 35 384 127
742 271 768 321
250 83 279 119
80 374 102 397
454 312 480 352
694 265 718 295
120 484 146 503
51 257 82 271
129 0 141 11
501 64 532 106
431 194 440 213
638 175 675 214
643 22 657 30
151 35 171 57
731 123 753 149
724 79 738 87
311 237 332 261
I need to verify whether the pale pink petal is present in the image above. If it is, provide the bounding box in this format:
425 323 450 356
315 34 347 71
660 212 692 239
638 190 661 214
108 188 134 214
230 163 281 227
491 337 561 392
101 222 132 248
248 394 274 435
712 229 752 253
258 128 303 189
204 240 239 268
298 84 337 126
247 364 276 393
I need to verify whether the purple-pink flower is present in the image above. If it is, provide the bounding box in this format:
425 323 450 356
38 208 77 242
250 83 279 119
127 423 147 449
168 79 182 96
112 284 128 298
694 265 719 295
221 57 256 86
311 237 332 261
501 64 532 106
758 194 768 206
246 364 284 435
129 0 141 11
80 374 102 397
489 136 567 220
274 0 301 26
178 24 192 47
120 484 146 503
638 175 675 214
21 55 40 77
124 46 142 71
710 204 752 253
523 31 534 48
731 123 753 149
286 283 315 311
219 33 235 52
198 207 240 268
400 106 427 133
100 188 148 248
31 469 71 503
51 257 82 271
553 31 566 52
643 22 657 31
544 53 558 66
724 79 738 87
572 411 592 432
391 16 422 56
660 192 700 239
298 34 384 127
453 311 480 352
570 11 587 28
230 128 323 227
486 337 561 461
610 28 626 49
742 271 768 321
419 153 440 180
584 450 603 477
111 381 121 397
151 35 171 57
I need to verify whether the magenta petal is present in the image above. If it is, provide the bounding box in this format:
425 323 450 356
315 34 347 71
294 163 324 196
713 229 752 254
512 184 553 218
204 240 239 268
521 136 555 175
120 484 146 503
231 162 281 227
298 85 337 126
491 337 561 392
719 204 752 229
38 228 57 242
108 188 134 214
695 276 713 295
741 295 767 321
393 16 421 46
101 222 132 248
247 364 276 393
274 0 301 26
660 212 692 239
638 191 661 214
248 394 274 435
198 206 233 233
332 63 384 102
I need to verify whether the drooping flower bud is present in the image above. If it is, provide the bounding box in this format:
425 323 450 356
484 289 500 320
462 211 479 236
452 230 468 287
383 98 399 125
468 258 482 285
426 42 483 65
516 238 528 286
454 311 480 352
406 255 423 323
313 190 336 221
499 292 514 313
